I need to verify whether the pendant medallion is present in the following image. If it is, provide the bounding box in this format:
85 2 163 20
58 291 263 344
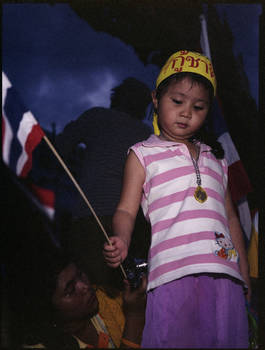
194 186 207 203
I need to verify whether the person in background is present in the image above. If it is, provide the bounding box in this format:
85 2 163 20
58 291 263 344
55 77 152 219
103 50 250 348
22 251 146 349
55 77 152 277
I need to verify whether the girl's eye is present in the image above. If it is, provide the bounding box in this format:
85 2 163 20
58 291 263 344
194 105 204 111
172 99 182 105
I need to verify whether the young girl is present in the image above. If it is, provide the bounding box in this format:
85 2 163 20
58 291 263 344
103 50 250 348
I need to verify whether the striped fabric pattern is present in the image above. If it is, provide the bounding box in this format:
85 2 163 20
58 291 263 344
2 72 44 178
130 135 245 291
2 71 55 220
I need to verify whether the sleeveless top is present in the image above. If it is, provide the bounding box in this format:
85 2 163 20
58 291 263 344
130 135 245 291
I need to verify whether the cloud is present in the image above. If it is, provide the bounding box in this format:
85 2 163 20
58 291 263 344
3 3 159 132
79 71 117 107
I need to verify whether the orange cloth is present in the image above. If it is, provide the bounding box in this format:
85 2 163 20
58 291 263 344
81 332 110 348
95 288 125 348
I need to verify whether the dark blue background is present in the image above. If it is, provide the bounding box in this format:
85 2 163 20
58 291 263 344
2 3 261 133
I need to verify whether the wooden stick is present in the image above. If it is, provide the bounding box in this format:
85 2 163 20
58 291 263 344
43 135 127 279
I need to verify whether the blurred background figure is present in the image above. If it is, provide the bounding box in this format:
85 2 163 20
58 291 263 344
55 77 152 278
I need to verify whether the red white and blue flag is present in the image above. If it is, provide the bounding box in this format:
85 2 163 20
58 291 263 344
2 71 55 219
200 14 253 240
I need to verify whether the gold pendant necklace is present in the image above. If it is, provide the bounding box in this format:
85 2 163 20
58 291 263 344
190 146 207 203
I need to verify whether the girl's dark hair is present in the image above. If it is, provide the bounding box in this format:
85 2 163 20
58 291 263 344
155 72 224 159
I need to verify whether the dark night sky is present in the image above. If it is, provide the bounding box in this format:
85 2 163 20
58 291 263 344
2 2 262 133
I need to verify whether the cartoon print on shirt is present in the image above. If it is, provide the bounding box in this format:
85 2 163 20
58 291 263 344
214 232 238 261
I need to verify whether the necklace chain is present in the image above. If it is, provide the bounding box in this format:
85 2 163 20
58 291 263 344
190 149 202 186
189 145 208 203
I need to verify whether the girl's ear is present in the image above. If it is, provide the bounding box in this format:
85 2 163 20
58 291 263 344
151 90 158 110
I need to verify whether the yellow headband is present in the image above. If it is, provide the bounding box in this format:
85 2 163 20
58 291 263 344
153 50 216 135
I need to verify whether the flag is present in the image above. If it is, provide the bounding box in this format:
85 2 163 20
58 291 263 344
2 71 55 220
199 15 253 240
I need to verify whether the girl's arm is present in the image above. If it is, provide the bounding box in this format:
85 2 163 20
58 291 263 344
103 151 145 268
225 188 251 302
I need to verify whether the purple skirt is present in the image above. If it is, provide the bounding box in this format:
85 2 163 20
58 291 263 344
141 274 249 348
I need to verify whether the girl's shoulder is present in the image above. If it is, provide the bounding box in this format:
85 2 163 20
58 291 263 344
129 135 155 160
130 134 155 149
131 134 183 150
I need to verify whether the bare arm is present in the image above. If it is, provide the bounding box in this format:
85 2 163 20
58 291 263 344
225 188 251 301
103 151 145 267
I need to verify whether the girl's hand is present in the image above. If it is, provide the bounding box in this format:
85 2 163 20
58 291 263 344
103 236 128 268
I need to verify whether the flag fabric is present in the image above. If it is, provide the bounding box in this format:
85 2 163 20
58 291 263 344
2 71 55 219
199 15 253 240
211 98 253 239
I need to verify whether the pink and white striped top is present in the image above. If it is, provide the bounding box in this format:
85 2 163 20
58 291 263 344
130 135 245 291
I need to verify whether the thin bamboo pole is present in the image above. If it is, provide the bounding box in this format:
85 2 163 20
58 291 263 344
43 135 127 279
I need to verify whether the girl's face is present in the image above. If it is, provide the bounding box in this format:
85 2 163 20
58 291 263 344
152 77 210 143
52 263 99 322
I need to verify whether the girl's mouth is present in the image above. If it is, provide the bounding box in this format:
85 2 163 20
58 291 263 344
176 122 188 129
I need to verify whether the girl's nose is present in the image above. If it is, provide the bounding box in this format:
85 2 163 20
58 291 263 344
180 106 192 119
